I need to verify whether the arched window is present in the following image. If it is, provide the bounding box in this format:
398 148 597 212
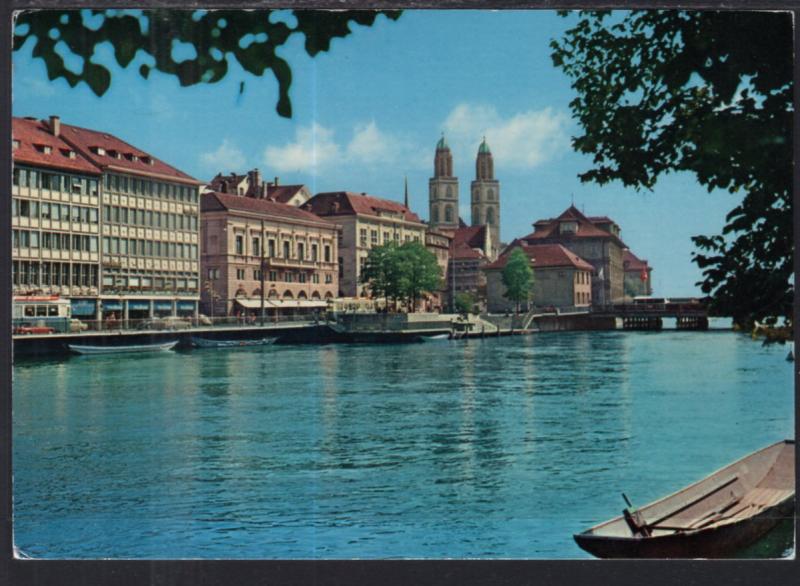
472 207 480 224
311 291 321 299
486 207 495 225
283 241 291 258
283 290 294 299
268 288 279 299
298 290 308 299
446 186 453 199
325 291 334 299
235 287 247 298
432 206 440 223
252 288 262 297
487 189 494 201
444 205 453 223
430 185 436 198
472 188 479 202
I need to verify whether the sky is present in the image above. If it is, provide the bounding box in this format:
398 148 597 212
12 9 740 297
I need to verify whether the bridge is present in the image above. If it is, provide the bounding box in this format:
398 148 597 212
592 299 709 330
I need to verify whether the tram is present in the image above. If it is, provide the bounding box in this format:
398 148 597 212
12 296 72 334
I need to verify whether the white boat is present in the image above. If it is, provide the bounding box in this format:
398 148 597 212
191 336 277 348
424 333 451 341
68 340 179 355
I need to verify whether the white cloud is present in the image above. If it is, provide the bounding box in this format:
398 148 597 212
263 121 426 176
199 139 247 173
263 123 340 175
442 104 570 169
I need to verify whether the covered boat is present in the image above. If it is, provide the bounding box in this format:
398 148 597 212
190 337 277 348
574 439 795 558
68 340 179 355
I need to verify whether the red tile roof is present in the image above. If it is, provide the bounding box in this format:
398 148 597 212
57 120 201 184
623 249 651 272
307 192 422 223
484 243 594 271
522 205 626 247
267 184 307 204
202 191 337 227
12 117 100 174
451 242 486 260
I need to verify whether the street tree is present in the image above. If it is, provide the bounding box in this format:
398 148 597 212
397 241 442 312
502 248 533 313
14 9 401 118
361 242 403 308
454 292 475 317
551 11 792 330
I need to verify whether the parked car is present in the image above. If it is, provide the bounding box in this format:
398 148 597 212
13 325 55 335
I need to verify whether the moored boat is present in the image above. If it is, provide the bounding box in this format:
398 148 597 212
574 439 795 558
68 340 179 355
191 336 277 348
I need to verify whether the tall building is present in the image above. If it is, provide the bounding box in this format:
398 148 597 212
11 117 103 318
305 191 426 297
200 191 339 317
470 138 500 259
12 116 203 322
428 135 459 231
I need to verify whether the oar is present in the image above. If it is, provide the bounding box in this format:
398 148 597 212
621 493 652 537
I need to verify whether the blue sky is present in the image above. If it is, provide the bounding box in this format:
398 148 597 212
13 9 737 296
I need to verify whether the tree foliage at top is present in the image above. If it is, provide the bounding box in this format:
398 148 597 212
502 248 534 313
13 9 401 118
551 11 793 329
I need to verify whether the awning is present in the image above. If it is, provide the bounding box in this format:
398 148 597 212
234 298 327 309
70 299 97 316
154 301 173 310
127 300 151 311
102 300 122 311
177 301 196 310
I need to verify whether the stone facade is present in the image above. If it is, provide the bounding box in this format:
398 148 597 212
306 191 427 298
470 138 500 260
428 136 460 231
425 227 452 312
623 249 653 299
201 192 339 316
483 244 593 312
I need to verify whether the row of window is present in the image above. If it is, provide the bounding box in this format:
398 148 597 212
577 291 591 305
211 268 333 285
13 229 99 252
103 205 198 231
104 174 198 203
12 260 98 288
431 205 454 224
13 200 99 224
472 207 496 225
100 272 199 291
233 235 332 262
13 167 99 196
102 237 198 260
359 228 421 248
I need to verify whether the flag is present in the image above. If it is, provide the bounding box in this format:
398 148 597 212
640 267 648 282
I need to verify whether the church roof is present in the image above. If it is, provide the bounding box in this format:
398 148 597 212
436 134 449 150
522 205 627 248
478 138 491 154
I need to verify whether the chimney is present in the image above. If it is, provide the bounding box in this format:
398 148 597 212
49 115 61 137
274 176 279 187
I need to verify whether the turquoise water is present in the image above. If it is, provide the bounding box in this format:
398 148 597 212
12 329 795 558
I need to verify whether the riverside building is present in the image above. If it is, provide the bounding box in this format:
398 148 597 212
200 191 340 317
57 116 203 321
11 117 102 319
305 191 426 298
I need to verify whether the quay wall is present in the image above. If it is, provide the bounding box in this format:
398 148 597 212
533 313 620 332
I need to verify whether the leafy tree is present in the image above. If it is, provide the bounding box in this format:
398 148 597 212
551 11 792 330
397 241 442 312
14 9 401 117
361 242 403 308
454 292 475 317
502 248 533 313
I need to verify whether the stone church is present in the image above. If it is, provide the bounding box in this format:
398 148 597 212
428 135 500 261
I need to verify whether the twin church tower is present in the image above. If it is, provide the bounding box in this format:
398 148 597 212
428 135 500 259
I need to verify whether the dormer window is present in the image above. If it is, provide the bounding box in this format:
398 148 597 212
90 146 106 156
559 221 578 235
12 139 20 150
141 156 153 165
60 148 76 159
34 144 52 154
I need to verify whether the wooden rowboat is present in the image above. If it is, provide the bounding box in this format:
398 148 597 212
574 439 795 558
68 340 179 355
191 336 277 348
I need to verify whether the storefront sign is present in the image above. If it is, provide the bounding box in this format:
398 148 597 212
154 301 173 311
70 299 96 317
127 300 151 311
177 301 196 311
102 300 123 311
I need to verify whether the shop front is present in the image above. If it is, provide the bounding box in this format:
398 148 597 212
153 300 173 318
126 299 151 322
70 299 98 321
176 300 197 318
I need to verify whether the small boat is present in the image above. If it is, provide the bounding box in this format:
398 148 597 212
574 439 795 558
191 336 277 348
424 333 451 341
68 340 179 355
786 342 794 362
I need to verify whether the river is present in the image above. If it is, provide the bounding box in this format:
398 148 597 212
12 327 794 558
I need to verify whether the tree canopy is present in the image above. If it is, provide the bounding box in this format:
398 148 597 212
551 11 793 329
14 9 401 118
502 248 533 313
360 241 441 312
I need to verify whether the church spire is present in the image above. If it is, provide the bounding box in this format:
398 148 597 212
404 175 409 209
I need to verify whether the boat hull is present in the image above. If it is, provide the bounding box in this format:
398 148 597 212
68 341 178 355
575 496 794 558
191 337 277 348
